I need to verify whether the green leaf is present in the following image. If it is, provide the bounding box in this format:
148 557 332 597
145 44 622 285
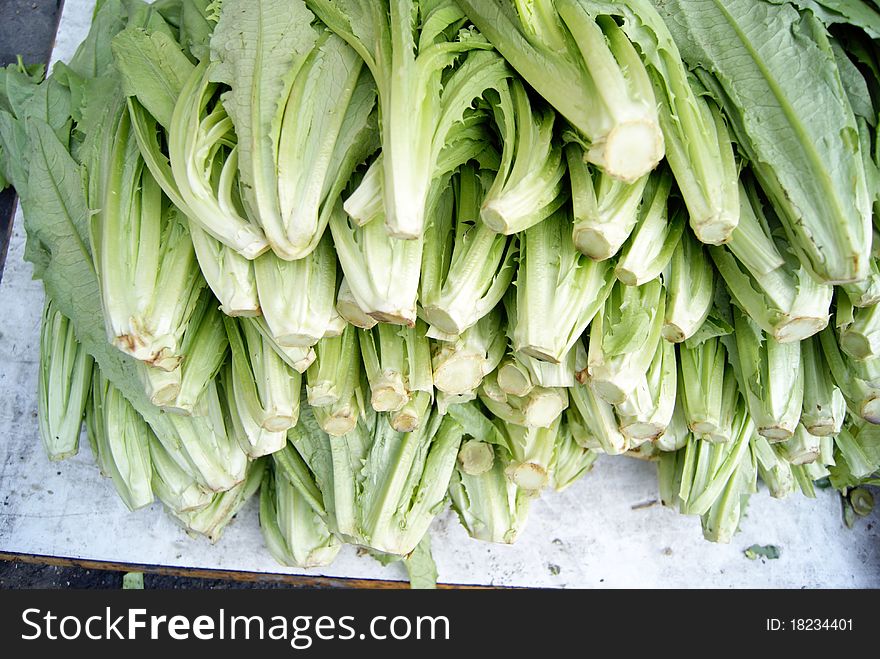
69 0 129 79
659 0 871 283
122 572 145 589
112 27 195 128
180 0 215 60
21 119 168 435
404 534 438 590
0 110 29 194
210 0 320 237
744 544 781 560
0 61 43 118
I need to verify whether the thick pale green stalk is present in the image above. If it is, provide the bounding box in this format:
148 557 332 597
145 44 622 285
208 0 324 258
138 362 181 408
615 172 683 286
779 425 821 466
664 405 757 528
159 380 250 492
586 278 665 405
254 235 340 348
448 404 532 544
497 356 535 398
700 442 757 544
168 63 268 257
457 0 663 181
435 391 478 415
188 225 261 317
567 379 628 456
731 309 803 441
753 436 796 499
834 422 880 480
307 324 364 437
420 164 517 335
457 437 495 477
711 182 832 343
678 333 737 441
479 370 569 429
449 449 532 544
662 230 714 343
481 79 566 234
567 142 648 260
654 402 691 453
221 369 287 460
169 459 265 542
310 0 510 238
260 465 341 568
658 91 738 245
168 293 228 415
359 320 433 413
330 196 424 326
571 0 738 243
550 422 599 492
500 416 563 494
289 405 465 556
127 100 261 317
224 317 300 457
801 335 846 437
837 294 880 361
273 32 377 259
336 277 377 329
819 326 880 424
431 309 505 396
38 300 93 461
512 341 587 389
616 338 676 441
88 370 154 511
247 317 317 374
390 391 433 434
512 208 615 363
149 435 213 514
91 103 205 370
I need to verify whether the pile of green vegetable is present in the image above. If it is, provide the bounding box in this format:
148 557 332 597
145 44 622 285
2 0 879 581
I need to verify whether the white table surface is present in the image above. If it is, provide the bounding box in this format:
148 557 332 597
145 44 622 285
0 0 877 588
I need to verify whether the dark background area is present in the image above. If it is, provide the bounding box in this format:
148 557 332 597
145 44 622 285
0 560 333 589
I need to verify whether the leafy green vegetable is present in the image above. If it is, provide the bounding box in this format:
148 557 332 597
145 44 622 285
260 460 342 567
307 324 365 436
660 0 872 283
480 79 566 234
566 141 647 261
456 0 664 182
289 404 465 556
88 369 155 511
38 300 93 461
511 208 614 364
581 0 739 245
310 0 510 238
420 164 517 336
587 278 665 405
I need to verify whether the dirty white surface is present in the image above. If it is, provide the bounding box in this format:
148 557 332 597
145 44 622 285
0 0 878 588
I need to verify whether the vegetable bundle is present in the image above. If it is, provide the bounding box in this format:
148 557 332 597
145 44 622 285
4 0 880 582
